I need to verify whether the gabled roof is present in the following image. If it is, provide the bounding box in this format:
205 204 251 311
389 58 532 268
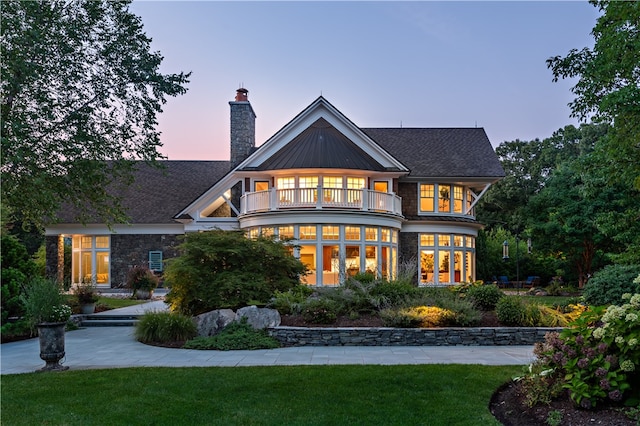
362 128 505 178
255 118 386 171
55 161 230 224
235 96 408 173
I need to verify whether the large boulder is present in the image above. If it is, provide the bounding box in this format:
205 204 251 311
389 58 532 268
236 305 281 329
194 309 236 337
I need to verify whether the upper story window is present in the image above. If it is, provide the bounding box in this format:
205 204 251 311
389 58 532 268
420 183 474 216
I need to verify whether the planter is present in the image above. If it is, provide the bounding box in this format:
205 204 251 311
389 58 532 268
37 322 69 372
80 303 96 314
135 289 154 300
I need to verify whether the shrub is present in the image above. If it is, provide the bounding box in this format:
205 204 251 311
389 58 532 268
164 230 307 315
183 319 280 350
268 285 313 315
583 264 640 306
300 298 340 324
466 284 504 311
369 281 417 307
1 235 37 325
496 296 527 326
126 266 159 292
381 305 455 328
73 281 99 304
135 311 197 343
532 293 640 408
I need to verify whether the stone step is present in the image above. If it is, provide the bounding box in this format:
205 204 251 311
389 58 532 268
82 319 139 327
81 315 140 327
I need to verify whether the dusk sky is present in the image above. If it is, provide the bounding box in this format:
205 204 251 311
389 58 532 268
129 1 601 161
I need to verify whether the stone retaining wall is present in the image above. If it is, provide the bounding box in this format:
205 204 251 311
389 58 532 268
268 326 562 346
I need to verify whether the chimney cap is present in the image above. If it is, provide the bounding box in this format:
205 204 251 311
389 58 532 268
235 87 249 101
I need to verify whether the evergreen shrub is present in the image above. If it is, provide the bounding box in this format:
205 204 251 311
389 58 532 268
466 284 504 311
164 230 307 315
496 296 527 326
583 265 640 306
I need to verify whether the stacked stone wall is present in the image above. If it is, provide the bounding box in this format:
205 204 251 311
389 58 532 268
269 326 560 347
110 234 181 287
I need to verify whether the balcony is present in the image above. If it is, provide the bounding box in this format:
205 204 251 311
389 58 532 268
240 188 402 216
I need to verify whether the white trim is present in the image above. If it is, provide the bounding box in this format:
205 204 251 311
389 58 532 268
46 224 185 236
239 211 403 230
401 222 480 236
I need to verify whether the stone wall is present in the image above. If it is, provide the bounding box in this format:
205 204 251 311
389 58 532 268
398 182 417 217
268 326 560 346
110 234 182 287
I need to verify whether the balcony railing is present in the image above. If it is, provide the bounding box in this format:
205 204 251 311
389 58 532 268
240 187 402 216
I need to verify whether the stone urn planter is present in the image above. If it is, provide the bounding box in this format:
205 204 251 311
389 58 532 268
135 289 154 300
37 322 69 372
80 303 96 314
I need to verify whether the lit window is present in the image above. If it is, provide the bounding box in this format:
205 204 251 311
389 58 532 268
347 177 365 189
381 228 390 242
453 186 463 213
438 235 451 246
374 181 388 192
454 235 463 247
299 226 316 240
365 227 378 241
248 228 259 239
276 177 295 189
322 225 340 240
420 184 435 212
278 226 294 239
421 234 435 246
438 185 451 212
255 181 269 192
345 226 360 241
261 227 274 237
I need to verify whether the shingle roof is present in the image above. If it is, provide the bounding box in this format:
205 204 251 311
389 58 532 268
362 128 505 178
56 161 230 224
252 118 386 171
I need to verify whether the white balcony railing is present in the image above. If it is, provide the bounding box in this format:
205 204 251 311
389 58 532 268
240 187 402 216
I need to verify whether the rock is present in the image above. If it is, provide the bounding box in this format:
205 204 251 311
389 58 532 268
194 309 236 336
236 306 281 329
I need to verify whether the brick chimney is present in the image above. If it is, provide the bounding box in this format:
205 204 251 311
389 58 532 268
229 88 256 168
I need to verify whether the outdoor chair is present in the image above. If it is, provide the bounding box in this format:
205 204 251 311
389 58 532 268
497 276 510 288
524 276 541 288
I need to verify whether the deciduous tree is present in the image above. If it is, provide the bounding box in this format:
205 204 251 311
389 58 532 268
1 0 190 227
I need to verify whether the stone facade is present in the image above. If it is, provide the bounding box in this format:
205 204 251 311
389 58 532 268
269 326 561 347
398 182 418 217
109 234 181 287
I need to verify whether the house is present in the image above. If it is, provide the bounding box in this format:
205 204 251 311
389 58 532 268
45 88 505 287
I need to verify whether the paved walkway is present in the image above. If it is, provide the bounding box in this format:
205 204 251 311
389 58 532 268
1 297 536 375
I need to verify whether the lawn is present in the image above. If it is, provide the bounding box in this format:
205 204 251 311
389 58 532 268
96 296 147 309
1 364 520 425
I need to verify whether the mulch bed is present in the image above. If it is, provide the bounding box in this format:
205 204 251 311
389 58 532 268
490 380 636 425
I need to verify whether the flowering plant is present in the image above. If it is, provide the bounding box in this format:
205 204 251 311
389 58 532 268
46 304 73 323
531 292 640 408
21 277 72 328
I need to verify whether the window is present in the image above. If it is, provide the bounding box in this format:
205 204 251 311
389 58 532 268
299 176 318 203
374 181 388 192
322 226 339 240
419 233 475 285
278 226 294 239
323 176 343 202
453 186 463 213
72 235 110 285
299 225 316 240
345 226 360 241
438 185 451 212
254 181 269 192
420 184 435 212
365 227 378 241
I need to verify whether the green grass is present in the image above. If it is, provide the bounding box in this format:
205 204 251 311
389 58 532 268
1 364 520 425
96 296 147 309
